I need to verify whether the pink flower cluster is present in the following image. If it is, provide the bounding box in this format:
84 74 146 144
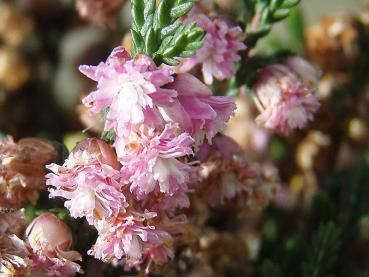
47 138 125 225
46 46 235 271
80 47 235 151
253 57 321 135
176 8 246 85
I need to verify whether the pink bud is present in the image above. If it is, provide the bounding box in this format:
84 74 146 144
73 138 120 170
25 213 83 276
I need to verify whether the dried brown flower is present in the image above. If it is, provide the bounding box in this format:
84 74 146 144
0 3 33 47
196 135 278 210
305 15 359 71
295 130 331 172
0 136 58 208
0 234 31 277
0 48 30 92
76 0 126 28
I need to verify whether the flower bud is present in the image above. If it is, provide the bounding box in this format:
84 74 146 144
25 212 83 276
73 137 120 170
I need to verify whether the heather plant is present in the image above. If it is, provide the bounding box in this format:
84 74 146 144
1 0 369 276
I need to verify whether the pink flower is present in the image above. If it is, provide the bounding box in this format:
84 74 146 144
120 124 195 200
80 48 235 149
161 73 236 147
80 47 177 146
0 136 57 208
88 211 177 270
25 213 83 276
177 10 246 85
253 58 320 135
46 138 127 225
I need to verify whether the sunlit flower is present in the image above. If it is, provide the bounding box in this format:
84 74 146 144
89 211 184 271
80 47 177 147
177 10 246 85
162 73 236 148
46 138 126 225
0 136 57 208
253 58 320 135
25 213 83 277
120 124 194 200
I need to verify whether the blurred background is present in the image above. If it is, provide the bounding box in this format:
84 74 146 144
1 1 369 275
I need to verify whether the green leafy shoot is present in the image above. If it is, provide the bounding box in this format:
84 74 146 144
101 130 116 144
302 221 342 277
101 107 116 144
130 0 205 66
244 0 301 47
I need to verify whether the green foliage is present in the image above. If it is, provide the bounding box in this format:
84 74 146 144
130 0 205 65
35 208 69 221
285 7 305 52
302 222 342 277
259 259 284 277
269 136 287 162
243 0 301 47
101 130 116 144
343 158 369 228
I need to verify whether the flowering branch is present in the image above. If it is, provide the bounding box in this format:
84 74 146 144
131 0 205 65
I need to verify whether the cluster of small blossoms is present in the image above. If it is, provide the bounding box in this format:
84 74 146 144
196 135 278 208
0 135 83 276
253 57 321 136
46 46 236 271
175 5 246 85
